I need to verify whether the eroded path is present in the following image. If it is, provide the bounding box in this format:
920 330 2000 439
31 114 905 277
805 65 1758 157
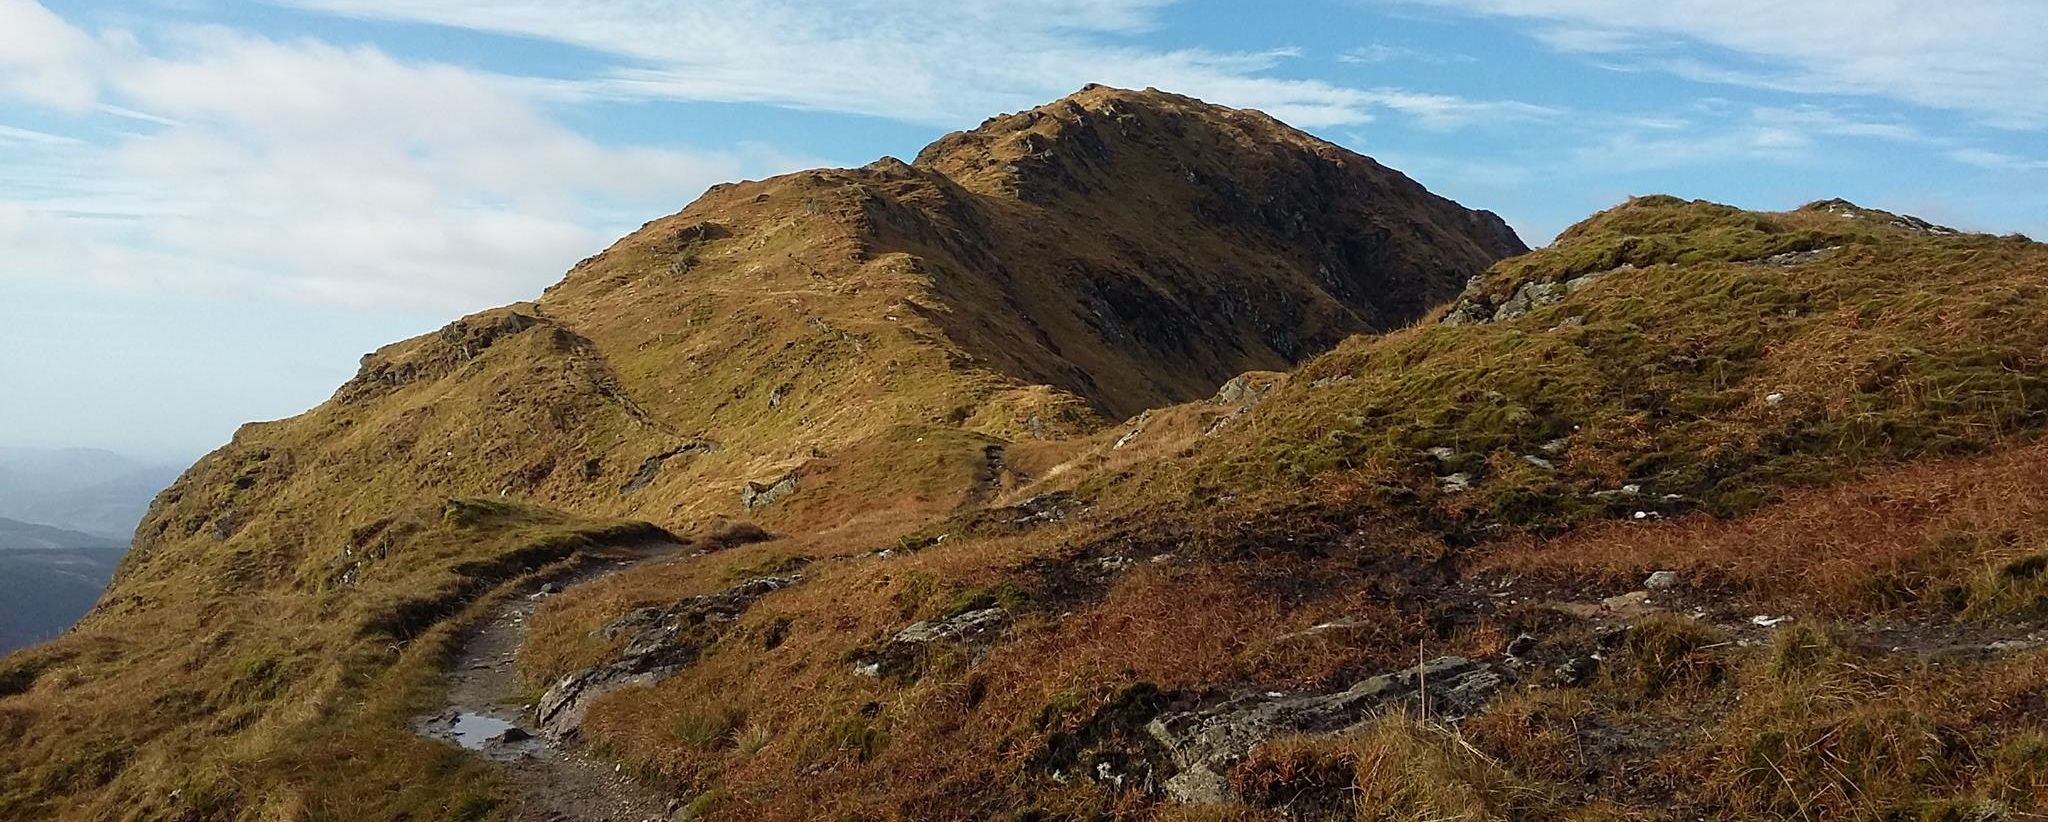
417 542 689 822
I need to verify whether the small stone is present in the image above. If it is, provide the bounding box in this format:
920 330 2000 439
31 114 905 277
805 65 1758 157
1522 455 1556 470
1438 473 1474 493
1425 446 1457 461
1765 392 1786 406
1643 571 1681 590
1555 656 1599 686
1095 555 1135 573
1602 591 1651 612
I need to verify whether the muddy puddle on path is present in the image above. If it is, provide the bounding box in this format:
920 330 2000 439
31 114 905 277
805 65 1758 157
416 542 689 822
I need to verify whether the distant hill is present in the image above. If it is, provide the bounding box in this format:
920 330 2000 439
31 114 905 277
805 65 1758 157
0 517 124 654
0 446 179 539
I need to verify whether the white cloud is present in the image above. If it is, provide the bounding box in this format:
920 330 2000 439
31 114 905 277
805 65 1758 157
0 9 794 312
1948 148 2048 173
1748 106 1928 144
1339 43 1473 65
1392 0 2048 128
1572 125 1811 174
0 1 1560 314
268 0 1540 131
0 0 104 110
1357 88 1559 129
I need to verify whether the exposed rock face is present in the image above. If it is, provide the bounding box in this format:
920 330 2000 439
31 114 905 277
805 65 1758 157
1213 371 1284 405
1441 267 1616 326
536 575 801 738
852 607 1009 680
1146 657 1506 804
740 473 798 510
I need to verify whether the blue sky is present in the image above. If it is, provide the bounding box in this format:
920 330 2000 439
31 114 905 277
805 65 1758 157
3 0 2045 462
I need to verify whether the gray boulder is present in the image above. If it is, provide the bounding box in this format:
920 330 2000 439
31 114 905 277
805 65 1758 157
741 472 798 510
1146 657 1505 804
537 575 800 738
854 607 1008 679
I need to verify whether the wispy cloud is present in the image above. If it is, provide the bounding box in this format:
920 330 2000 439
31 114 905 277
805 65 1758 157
1392 0 2048 128
1339 43 1473 65
267 0 1540 131
1357 88 1560 129
0 5 801 312
1948 148 2048 173
0 124 84 145
0 0 1559 314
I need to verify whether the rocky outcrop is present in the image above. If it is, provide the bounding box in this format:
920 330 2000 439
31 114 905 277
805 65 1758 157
536 574 801 738
1440 267 1618 326
620 441 715 494
740 473 798 510
852 607 1009 680
1146 657 1506 804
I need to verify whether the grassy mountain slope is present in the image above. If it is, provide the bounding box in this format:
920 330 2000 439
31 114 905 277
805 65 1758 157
513 196 2048 820
11 87 2048 820
0 87 1526 820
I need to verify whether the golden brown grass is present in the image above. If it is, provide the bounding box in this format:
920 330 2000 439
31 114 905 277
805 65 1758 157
0 499 658 820
1483 442 2048 619
14 187 2048 822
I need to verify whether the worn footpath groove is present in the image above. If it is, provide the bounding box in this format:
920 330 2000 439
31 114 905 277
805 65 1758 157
417 542 691 822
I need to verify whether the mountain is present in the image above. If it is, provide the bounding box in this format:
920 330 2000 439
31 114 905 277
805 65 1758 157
0 86 1525 820
0 518 125 655
0 447 180 539
6 88 2048 821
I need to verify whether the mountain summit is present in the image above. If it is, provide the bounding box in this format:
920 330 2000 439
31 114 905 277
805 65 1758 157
113 84 1526 569
543 84 1523 425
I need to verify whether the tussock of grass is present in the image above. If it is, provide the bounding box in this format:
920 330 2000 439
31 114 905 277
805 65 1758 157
1233 719 1562 820
1677 629 2046 819
1605 614 1728 701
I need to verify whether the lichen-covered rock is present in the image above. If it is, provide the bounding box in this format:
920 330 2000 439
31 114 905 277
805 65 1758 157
1145 656 1506 804
852 607 1009 679
536 575 800 738
740 473 798 510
